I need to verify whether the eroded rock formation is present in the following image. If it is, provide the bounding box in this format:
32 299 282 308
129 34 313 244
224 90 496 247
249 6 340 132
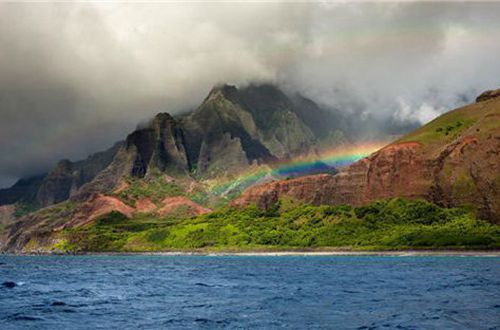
233 92 500 222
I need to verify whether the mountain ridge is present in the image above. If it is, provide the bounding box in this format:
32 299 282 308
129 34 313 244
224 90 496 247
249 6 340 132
0 83 349 210
231 89 500 222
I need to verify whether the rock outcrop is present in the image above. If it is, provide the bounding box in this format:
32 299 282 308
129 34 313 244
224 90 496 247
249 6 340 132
127 113 190 177
233 91 500 223
476 88 500 102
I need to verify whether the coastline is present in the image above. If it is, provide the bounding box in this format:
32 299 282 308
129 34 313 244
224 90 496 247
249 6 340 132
3 249 500 257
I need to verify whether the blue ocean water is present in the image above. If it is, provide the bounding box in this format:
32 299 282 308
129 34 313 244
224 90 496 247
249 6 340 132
0 255 499 329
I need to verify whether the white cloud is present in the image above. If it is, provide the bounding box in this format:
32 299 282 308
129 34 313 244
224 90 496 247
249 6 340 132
395 98 443 124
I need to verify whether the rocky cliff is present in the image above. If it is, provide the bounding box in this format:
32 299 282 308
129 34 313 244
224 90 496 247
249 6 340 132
0 83 346 209
232 89 500 223
0 142 122 208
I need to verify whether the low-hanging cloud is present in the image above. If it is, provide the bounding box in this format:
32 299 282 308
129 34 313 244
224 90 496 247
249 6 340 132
0 2 499 187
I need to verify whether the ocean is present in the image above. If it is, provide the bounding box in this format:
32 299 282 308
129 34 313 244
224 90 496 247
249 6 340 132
0 255 499 329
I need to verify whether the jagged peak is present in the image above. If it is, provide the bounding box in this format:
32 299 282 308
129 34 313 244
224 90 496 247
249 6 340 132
201 82 287 106
126 113 178 148
132 112 177 133
209 83 238 94
203 83 239 104
152 112 176 125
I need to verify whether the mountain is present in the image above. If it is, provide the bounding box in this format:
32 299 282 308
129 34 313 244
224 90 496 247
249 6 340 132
0 83 353 251
232 88 500 223
0 175 45 206
0 83 347 210
2 87 498 252
0 142 123 208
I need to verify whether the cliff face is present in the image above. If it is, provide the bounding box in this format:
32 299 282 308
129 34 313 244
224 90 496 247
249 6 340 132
231 174 337 210
1 83 345 209
179 84 322 176
232 89 500 222
126 113 190 177
71 115 190 201
0 142 122 208
75 84 333 198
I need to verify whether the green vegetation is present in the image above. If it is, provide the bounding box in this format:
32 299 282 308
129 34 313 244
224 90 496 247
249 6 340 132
13 202 38 218
53 198 500 252
435 120 464 136
25 201 77 229
117 176 185 205
398 104 479 146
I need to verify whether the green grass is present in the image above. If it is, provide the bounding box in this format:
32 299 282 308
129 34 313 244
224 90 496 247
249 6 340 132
116 176 185 205
398 107 477 146
54 198 500 252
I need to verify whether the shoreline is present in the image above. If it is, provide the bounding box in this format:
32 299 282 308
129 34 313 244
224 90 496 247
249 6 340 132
2 250 500 257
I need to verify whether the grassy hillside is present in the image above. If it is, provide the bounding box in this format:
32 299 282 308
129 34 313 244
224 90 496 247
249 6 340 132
41 198 499 253
398 98 498 150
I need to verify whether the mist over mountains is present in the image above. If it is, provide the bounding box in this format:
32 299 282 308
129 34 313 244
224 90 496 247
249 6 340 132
1 2 499 186
0 83 388 207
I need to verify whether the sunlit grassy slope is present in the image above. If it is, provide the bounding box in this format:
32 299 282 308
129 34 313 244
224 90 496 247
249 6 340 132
398 98 498 148
44 198 499 253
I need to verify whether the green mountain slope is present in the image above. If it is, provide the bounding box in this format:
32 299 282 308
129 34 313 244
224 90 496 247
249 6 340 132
233 89 500 222
8 198 499 253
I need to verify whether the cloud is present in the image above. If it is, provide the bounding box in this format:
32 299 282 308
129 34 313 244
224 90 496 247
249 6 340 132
0 2 499 187
394 98 444 124
282 2 500 118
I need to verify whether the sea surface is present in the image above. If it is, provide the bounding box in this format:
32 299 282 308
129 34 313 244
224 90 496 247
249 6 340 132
0 255 499 329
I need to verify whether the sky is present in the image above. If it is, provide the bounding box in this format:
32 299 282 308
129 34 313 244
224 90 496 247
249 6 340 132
0 1 499 188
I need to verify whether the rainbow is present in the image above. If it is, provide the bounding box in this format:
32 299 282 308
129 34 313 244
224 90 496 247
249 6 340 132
211 142 386 196
274 142 385 176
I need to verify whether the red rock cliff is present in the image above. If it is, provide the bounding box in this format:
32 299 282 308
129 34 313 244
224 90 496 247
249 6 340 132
232 91 500 222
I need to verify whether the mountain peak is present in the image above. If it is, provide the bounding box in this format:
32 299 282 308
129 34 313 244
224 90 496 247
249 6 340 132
204 83 285 104
206 84 238 101
0 81 344 209
151 112 176 127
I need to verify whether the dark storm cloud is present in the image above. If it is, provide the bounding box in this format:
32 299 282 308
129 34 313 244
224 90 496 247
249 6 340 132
0 2 499 187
